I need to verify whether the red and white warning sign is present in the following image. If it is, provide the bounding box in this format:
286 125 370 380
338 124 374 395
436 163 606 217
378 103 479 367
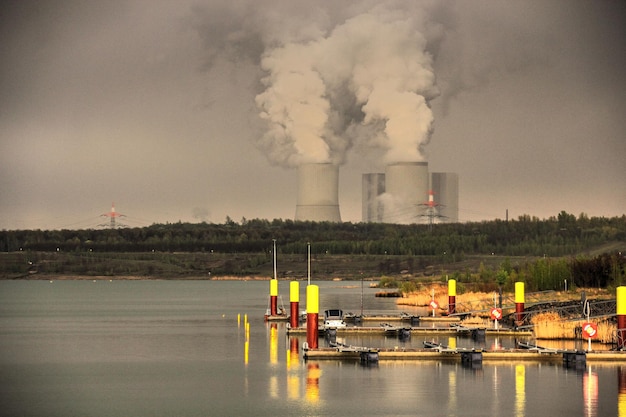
490 308 503 321
429 300 439 310
582 322 598 339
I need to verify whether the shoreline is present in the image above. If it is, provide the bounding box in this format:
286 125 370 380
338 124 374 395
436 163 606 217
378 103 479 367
1 274 301 281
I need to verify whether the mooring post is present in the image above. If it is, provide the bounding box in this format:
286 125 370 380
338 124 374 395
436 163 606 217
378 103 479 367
290 281 299 328
448 279 456 315
617 286 626 349
306 285 319 349
515 282 525 325
270 278 278 316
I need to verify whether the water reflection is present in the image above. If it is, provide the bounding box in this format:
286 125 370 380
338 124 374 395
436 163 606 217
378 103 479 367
583 367 598 417
306 363 321 404
287 338 300 400
3 280 624 417
448 369 457 416
515 365 525 417
617 366 626 417
492 367 500 416
269 323 278 365
273 325 621 416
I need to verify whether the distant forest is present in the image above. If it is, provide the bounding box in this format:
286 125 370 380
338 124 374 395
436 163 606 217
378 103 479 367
2 211 624 255
1 211 625 291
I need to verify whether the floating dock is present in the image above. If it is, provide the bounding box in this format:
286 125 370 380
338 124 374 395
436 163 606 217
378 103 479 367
344 314 460 324
303 344 626 363
287 325 531 338
265 314 289 322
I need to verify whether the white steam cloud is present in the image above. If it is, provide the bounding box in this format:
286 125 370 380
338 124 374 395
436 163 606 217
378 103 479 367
255 6 440 167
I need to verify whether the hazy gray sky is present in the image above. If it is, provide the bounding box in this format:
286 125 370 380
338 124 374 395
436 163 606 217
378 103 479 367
1 0 625 230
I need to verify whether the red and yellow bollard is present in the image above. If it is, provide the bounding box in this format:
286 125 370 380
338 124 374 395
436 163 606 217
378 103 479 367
270 278 278 316
306 285 319 349
290 281 300 328
448 279 456 315
515 282 525 324
617 286 626 349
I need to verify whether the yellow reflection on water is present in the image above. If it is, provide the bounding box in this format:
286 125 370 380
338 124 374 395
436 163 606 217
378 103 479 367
306 363 321 404
492 367 499 416
269 324 278 365
448 368 457 414
584 367 598 417
269 375 279 399
617 366 626 417
286 338 300 400
515 365 525 417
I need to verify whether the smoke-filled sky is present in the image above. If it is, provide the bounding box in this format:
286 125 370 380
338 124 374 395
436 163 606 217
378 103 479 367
1 0 625 230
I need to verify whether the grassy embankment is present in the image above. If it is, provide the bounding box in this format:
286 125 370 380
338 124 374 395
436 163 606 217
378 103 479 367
1 250 542 280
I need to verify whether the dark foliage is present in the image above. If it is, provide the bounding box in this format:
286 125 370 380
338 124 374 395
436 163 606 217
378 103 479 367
1 212 625 288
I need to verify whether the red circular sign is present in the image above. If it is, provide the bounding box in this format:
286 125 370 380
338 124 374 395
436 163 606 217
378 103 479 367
490 308 503 320
429 300 439 309
582 322 598 339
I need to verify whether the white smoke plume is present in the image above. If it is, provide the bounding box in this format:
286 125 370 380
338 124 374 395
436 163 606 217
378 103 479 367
255 4 441 167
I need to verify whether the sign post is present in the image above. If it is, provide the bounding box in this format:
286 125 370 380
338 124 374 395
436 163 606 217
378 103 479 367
429 300 439 317
490 307 503 330
430 289 438 317
582 322 598 352
583 300 596 351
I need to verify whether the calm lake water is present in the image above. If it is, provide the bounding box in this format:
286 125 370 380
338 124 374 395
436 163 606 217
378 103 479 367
0 280 623 416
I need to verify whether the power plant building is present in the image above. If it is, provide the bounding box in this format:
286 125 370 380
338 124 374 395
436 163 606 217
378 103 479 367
295 163 342 222
360 165 459 225
431 172 459 223
292 161 458 224
362 173 385 222
383 162 429 224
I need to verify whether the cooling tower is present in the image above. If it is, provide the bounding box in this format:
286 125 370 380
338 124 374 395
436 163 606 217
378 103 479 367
362 173 385 222
383 162 429 224
431 172 459 223
295 163 341 222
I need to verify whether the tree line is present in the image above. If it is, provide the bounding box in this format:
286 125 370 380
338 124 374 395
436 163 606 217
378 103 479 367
2 211 624 256
1 211 624 290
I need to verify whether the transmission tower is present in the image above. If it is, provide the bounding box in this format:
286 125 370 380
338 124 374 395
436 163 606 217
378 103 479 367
100 202 126 228
418 190 446 231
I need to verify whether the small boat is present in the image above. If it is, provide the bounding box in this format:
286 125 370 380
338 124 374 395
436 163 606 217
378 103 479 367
323 309 347 329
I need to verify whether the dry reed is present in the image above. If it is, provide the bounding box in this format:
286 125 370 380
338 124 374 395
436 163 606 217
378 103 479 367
531 312 615 343
397 283 499 314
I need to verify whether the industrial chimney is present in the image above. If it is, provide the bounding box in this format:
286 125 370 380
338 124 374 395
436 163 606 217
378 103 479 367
295 163 341 222
383 162 429 224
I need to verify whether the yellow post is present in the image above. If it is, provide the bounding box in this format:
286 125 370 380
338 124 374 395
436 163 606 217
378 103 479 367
290 281 300 302
307 285 319 314
617 286 626 315
448 279 456 296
